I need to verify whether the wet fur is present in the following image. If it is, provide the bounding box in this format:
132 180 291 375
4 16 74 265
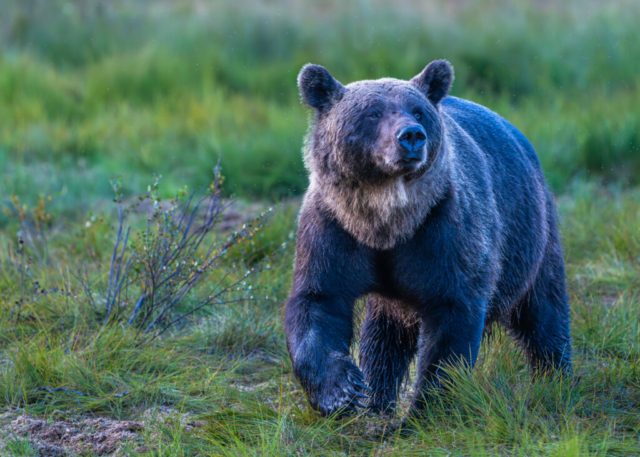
285 61 572 419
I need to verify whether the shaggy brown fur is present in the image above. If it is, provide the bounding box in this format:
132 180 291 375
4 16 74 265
301 72 454 249
285 60 572 420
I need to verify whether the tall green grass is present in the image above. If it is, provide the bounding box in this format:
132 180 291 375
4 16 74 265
1 0 639 219
1 184 639 455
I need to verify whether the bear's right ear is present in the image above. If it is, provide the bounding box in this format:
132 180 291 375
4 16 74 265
298 64 345 112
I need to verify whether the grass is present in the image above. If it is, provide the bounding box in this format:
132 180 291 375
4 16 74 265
1 0 639 455
1 183 639 455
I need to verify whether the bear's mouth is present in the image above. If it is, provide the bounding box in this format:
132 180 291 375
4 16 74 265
394 154 425 173
399 156 423 165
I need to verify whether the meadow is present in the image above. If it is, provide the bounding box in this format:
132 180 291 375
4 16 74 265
0 0 639 455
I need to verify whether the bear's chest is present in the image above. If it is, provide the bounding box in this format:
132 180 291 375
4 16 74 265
369 238 450 307
367 211 499 310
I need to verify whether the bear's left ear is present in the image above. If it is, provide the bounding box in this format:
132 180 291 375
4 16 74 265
411 60 454 106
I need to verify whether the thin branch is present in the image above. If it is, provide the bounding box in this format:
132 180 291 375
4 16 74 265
105 206 124 312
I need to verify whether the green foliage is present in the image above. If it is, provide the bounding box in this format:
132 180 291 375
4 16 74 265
1 0 639 215
1 432 38 456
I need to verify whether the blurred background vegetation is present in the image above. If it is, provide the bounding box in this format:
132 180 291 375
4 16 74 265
1 0 639 220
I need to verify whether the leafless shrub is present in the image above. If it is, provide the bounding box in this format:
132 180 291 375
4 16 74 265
89 165 274 339
2 194 67 322
3 194 51 266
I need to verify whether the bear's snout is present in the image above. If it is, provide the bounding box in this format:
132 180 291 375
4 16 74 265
395 124 426 164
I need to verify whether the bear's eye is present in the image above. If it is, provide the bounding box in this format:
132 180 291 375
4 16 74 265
414 112 423 120
367 111 381 120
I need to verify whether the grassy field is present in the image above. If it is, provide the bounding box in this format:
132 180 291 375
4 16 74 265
1 0 639 455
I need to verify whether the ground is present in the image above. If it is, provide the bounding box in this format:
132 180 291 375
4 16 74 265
1 183 639 456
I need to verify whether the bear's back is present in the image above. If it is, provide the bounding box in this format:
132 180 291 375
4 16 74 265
440 96 552 312
439 95 549 217
440 96 542 177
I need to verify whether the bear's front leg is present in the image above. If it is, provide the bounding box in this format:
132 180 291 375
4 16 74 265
285 204 375 416
360 295 420 414
285 293 369 416
409 300 486 416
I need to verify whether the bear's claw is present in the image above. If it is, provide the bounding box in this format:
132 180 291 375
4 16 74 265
347 372 371 391
316 363 371 417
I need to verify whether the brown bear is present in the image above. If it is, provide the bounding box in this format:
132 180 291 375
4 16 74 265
284 60 572 419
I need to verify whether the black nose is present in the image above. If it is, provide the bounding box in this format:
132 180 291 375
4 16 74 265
396 125 427 155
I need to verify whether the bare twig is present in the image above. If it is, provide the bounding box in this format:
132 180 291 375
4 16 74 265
80 165 273 340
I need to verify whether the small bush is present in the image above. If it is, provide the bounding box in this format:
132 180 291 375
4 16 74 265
86 167 276 339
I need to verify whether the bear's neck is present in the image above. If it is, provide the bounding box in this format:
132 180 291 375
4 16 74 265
309 142 452 250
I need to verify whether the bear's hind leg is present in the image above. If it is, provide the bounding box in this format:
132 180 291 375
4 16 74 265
359 295 419 414
508 239 572 375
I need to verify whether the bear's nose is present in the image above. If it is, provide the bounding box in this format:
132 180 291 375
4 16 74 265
396 125 427 156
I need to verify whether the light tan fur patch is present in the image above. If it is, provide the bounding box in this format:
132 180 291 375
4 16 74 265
307 138 453 250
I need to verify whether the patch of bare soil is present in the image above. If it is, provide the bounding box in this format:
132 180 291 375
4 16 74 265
0 408 211 456
2 416 142 456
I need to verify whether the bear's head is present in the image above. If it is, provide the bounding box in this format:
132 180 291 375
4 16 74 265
298 60 454 187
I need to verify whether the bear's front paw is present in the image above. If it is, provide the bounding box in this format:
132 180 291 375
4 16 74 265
313 360 371 417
